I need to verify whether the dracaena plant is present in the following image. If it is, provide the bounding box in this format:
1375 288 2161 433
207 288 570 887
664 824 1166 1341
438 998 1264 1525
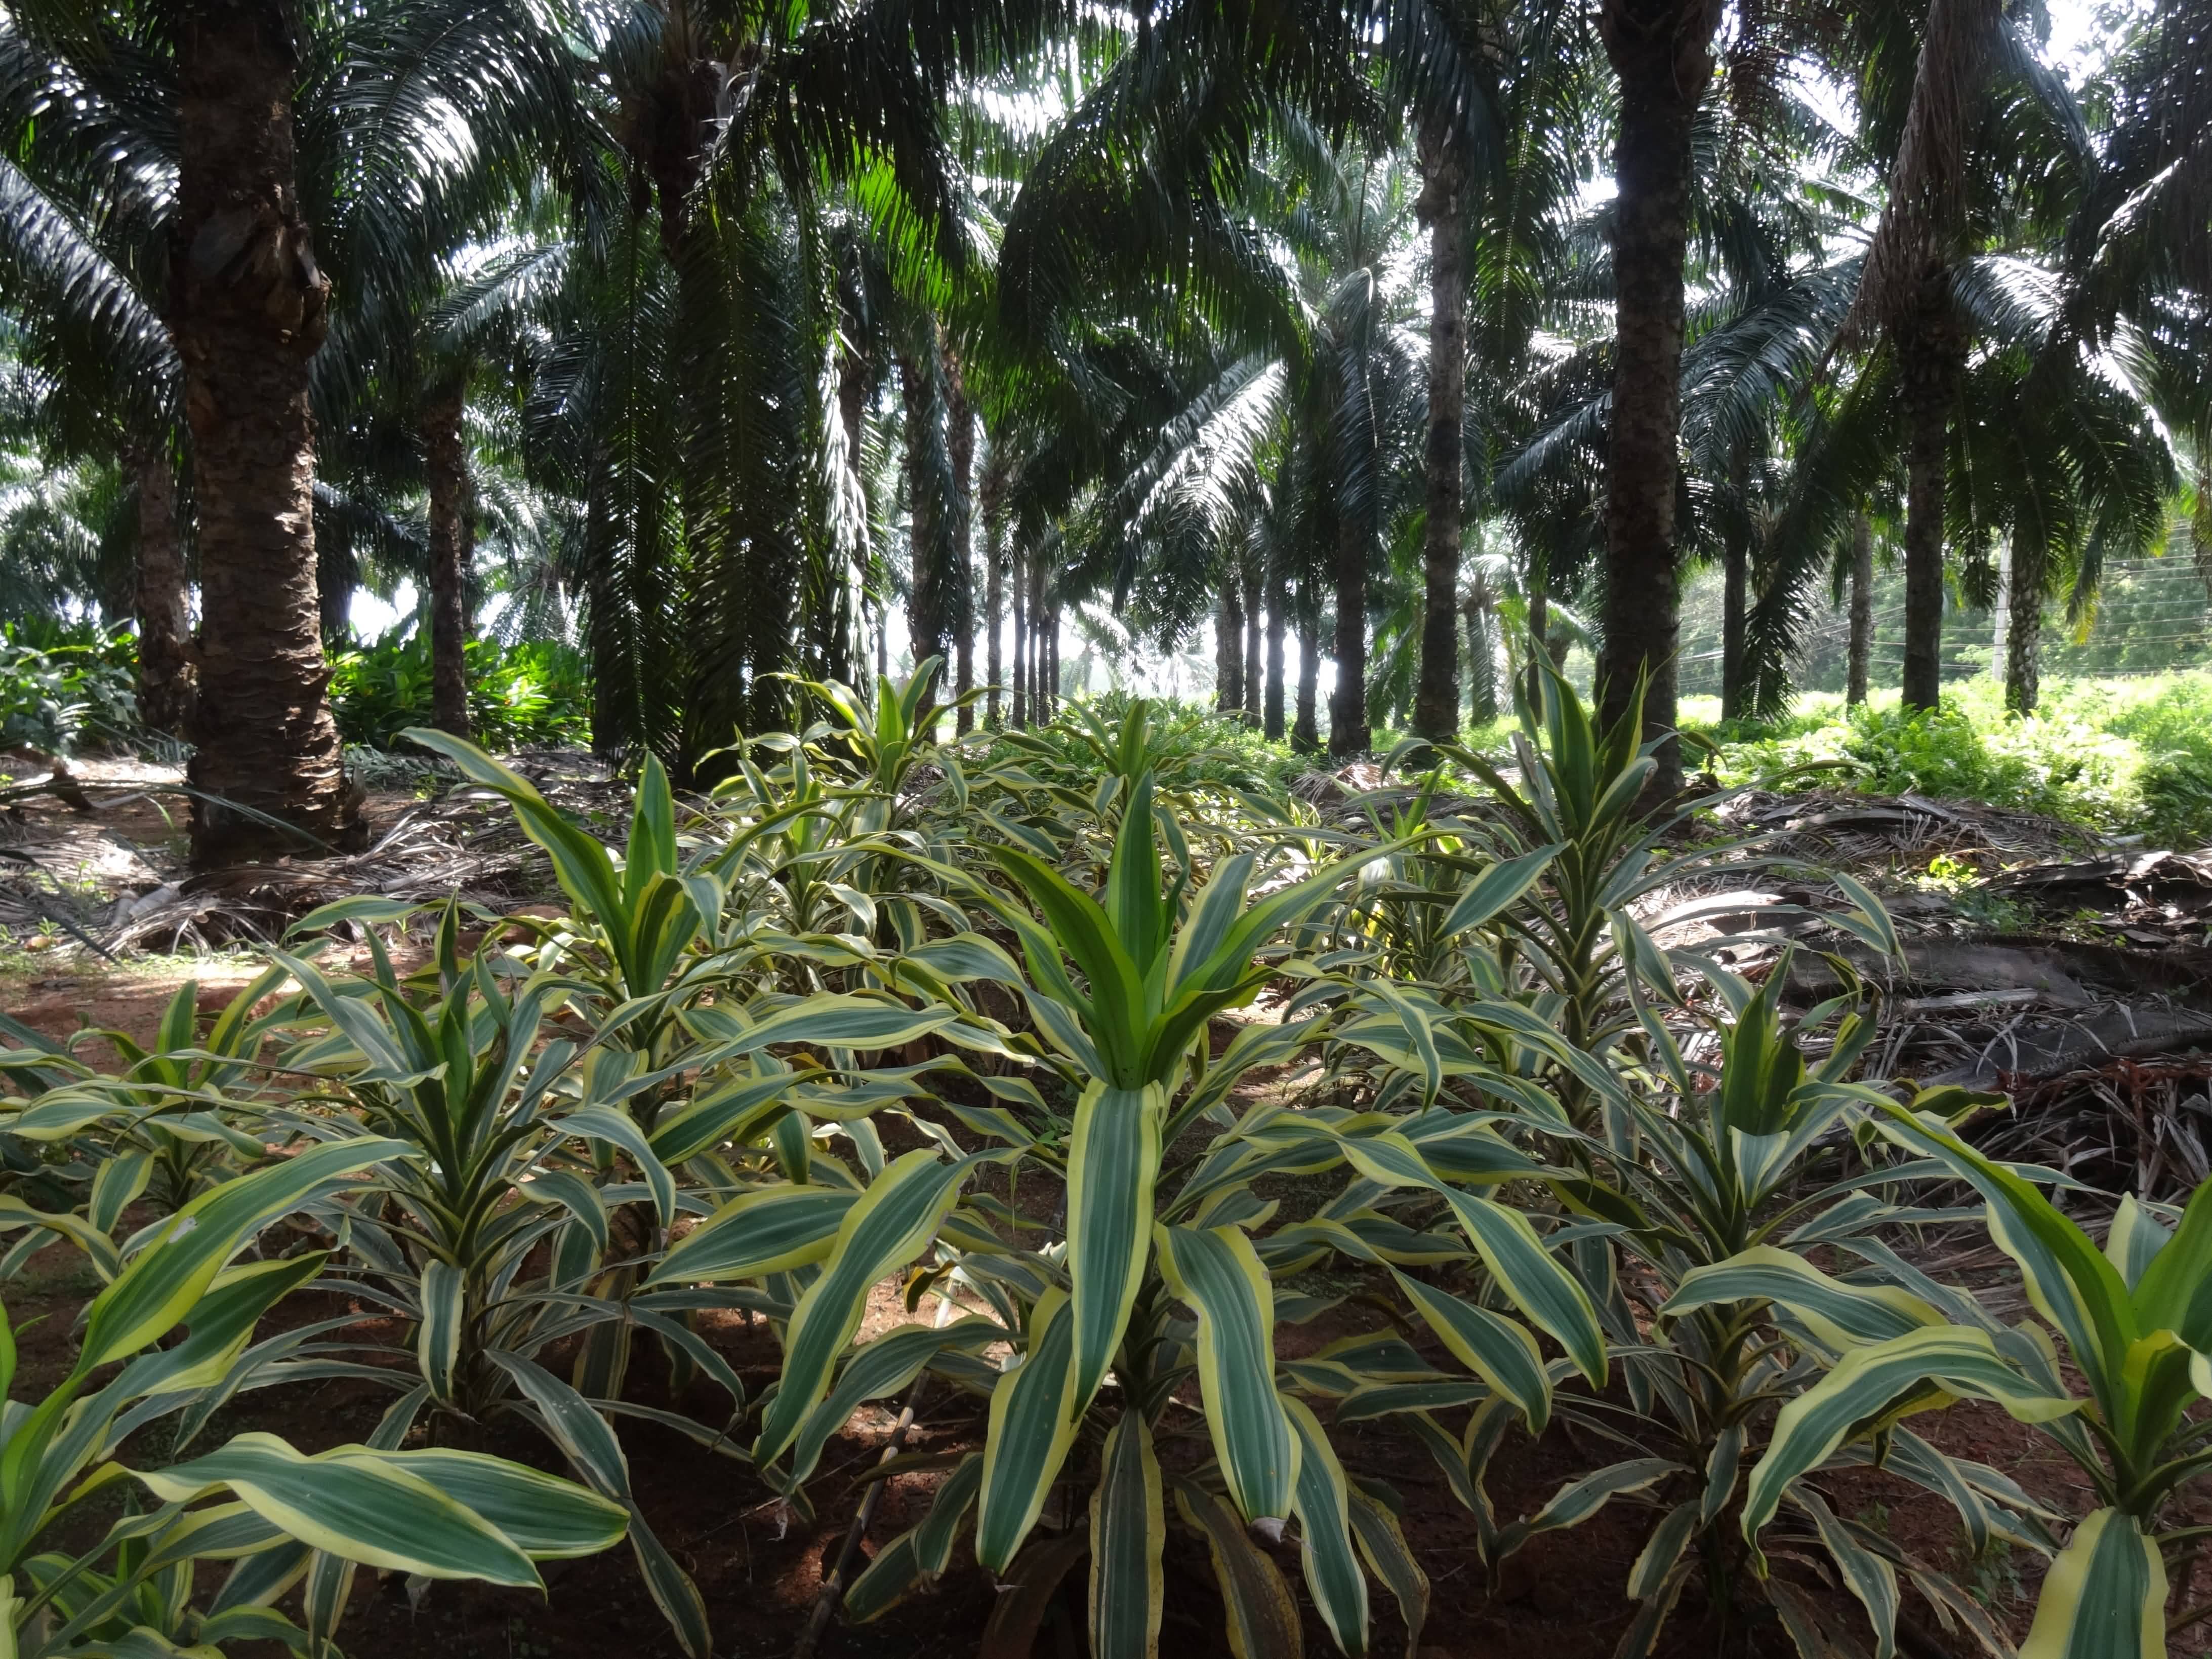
0 972 294 1264
1728 1101 2212 1659
0 1145 627 1659
1346 947 2059 1659
252 925 742 1658
1417 653 1891 1130
401 729 718 1082
754 774 1611 1655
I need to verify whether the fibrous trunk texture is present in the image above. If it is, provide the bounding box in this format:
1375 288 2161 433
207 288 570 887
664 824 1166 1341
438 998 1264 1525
130 443 194 737
1328 510 1368 758
1293 602 1320 754
898 350 949 684
982 446 1006 728
1464 573 1497 725
1413 123 1467 744
1899 278 1961 712
423 383 473 739
1011 545 1029 730
1595 0 1722 796
947 358 975 735
2004 533 2047 715
1216 585 1245 715
177 0 357 865
1242 564 1261 724
1263 548 1286 740
1720 515 1748 721
1848 513 1873 706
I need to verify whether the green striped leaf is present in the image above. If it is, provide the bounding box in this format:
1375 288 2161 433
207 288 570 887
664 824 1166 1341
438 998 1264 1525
1346 1490 1427 1653
1442 843 1566 935
418 1259 465 1407
1628 1502 1701 1600
1155 1225 1298 1530
733 993 961 1058
785 1320 996 1488
1743 1327 2078 1552
82 1137 408 1372
1391 1269 1552 1433
916 1452 986 1579
844 1528 925 1623
349 1448 628 1559
2021 1508 2165 1659
1089 1413 1165 1659
487 1354 711 1658
1431 1190 1607 1387
1283 1395 1368 1656
756 1150 974 1468
646 1185 858 1286
1791 1484 1899 1659
1172 1480 1303 1659
1492 1459 1677 1562
1866 1102 2133 1409
1066 1082 1165 1418
975 1290 1083 1572
131 1433 540 1585
1661 1246 1944 1355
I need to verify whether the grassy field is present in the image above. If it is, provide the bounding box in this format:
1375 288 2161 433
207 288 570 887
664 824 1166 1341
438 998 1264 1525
1681 672 2212 845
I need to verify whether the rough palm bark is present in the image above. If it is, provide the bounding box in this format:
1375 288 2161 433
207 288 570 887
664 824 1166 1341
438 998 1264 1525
1242 564 1261 724
1899 279 1961 711
1412 123 1467 744
1720 522 1749 720
1263 547 1286 739
129 443 194 737
2003 530 2047 714
177 0 358 865
1328 511 1369 758
1011 542 1029 729
1292 601 1321 753
946 359 975 735
422 383 473 739
1847 513 1874 706
1595 0 1724 794
1216 587 1245 714
898 351 949 680
1463 570 1498 725
981 446 1006 727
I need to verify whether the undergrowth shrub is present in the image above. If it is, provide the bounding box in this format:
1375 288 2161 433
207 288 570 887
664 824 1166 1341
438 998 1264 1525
1708 673 2212 843
327 630 591 751
0 621 137 754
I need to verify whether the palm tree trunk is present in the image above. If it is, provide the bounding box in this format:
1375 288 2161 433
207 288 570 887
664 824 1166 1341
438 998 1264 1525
422 383 473 739
1263 547 1286 740
129 443 194 737
175 0 356 865
1042 595 1059 720
947 358 975 735
1328 510 1369 758
1413 124 1467 745
1899 282 1960 712
982 446 1006 728
1242 565 1262 724
1011 544 1029 729
1464 570 1497 725
1216 587 1244 714
898 351 945 683
1293 598 1321 754
2004 532 2046 714
1720 521 1748 721
1847 513 1874 706
1596 0 1723 794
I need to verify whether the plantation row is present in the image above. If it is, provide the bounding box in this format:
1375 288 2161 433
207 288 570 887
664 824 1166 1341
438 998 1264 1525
0 661 2196 1659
